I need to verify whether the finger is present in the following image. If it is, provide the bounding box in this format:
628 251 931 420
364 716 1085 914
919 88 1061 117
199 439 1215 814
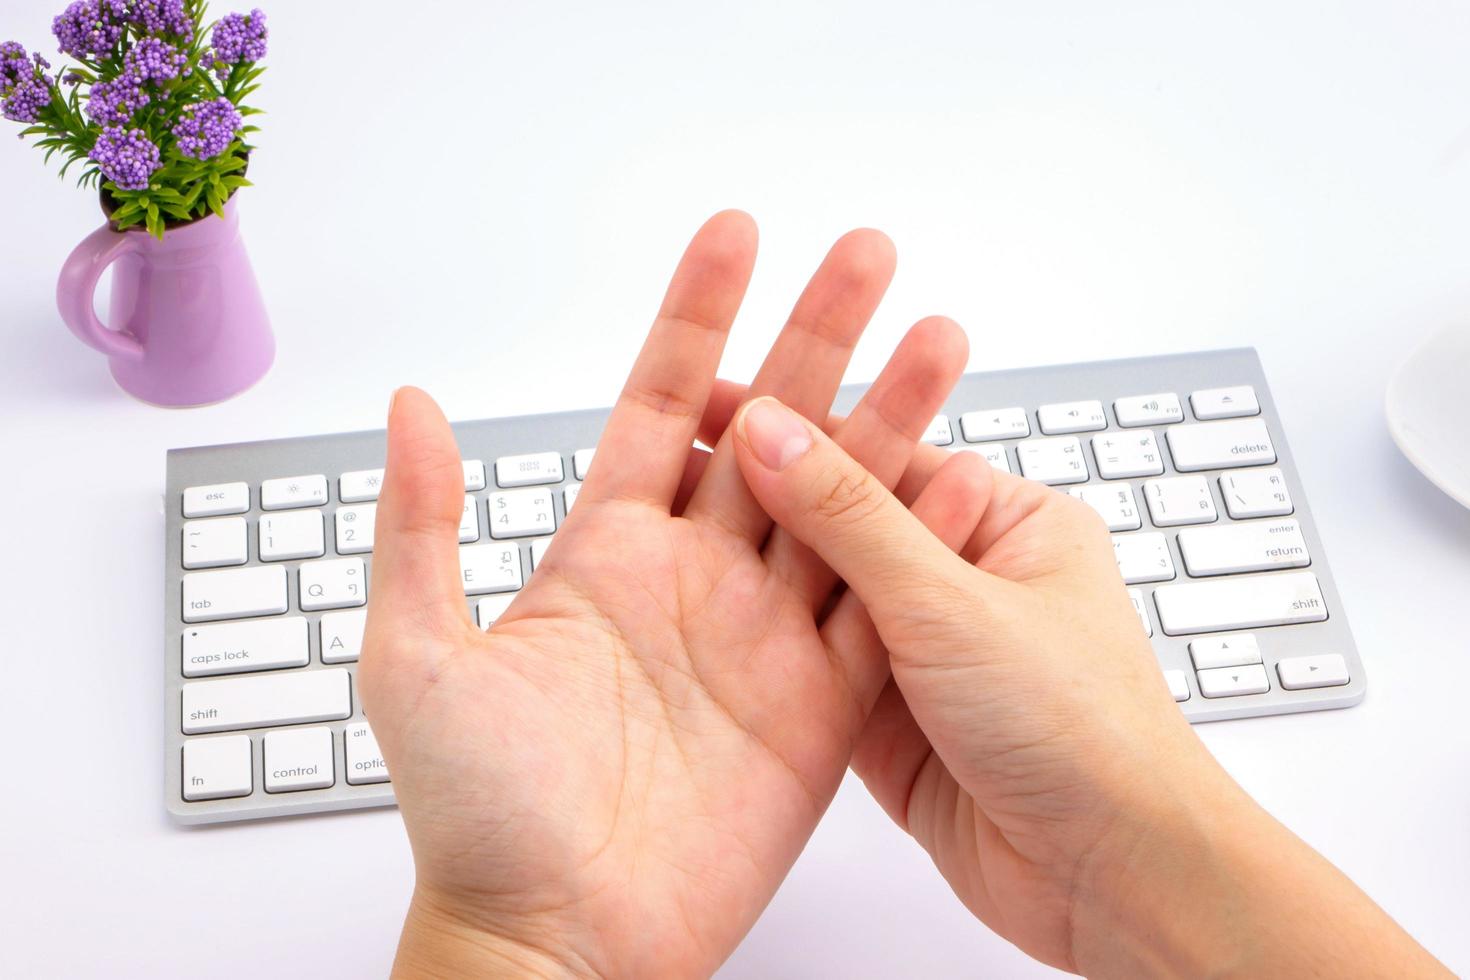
671 445 713 516
764 317 969 607
581 210 758 508
367 387 474 640
697 379 750 448
814 450 993 721
733 395 994 624
684 228 897 540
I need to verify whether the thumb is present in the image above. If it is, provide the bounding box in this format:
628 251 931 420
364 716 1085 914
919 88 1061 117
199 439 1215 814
732 395 974 620
369 386 473 639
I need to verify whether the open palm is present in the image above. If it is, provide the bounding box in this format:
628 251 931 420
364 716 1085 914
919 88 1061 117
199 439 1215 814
358 212 971 977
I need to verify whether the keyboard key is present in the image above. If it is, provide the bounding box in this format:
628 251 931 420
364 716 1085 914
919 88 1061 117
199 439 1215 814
181 668 351 734
489 488 556 539
496 452 563 488
1163 669 1190 702
1091 430 1164 480
260 474 329 510
1277 654 1350 691
957 443 1011 473
1142 475 1217 527
462 460 487 491
564 484 581 513
460 544 522 595
1113 393 1183 428
183 482 249 518
1189 633 1261 671
1177 518 1310 576
264 726 335 793
183 617 309 677
183 566 288 623
259 510 326 562
922 415 954 446
338 469 385 503
345 722 390 785
1070 484 1142 531
1191 385 1259 420
1153 571 1327 636
960 407 1029 442
182 734 253 800
1220 468 1293 519
335 503 376 554
459 494 480 543
477 593 516 628
1112 532 1175 584
573 448 596 480
1038 399 1106 434
320 609 367 664
1166 418 1276 472
1127 588 1154 637
531 536 553 570
1197 663 1270 698
299 558 367 610
182 517 248 569
1017 436 1089 485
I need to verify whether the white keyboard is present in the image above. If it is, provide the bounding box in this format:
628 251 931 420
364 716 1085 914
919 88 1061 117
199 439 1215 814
163 348 1363 823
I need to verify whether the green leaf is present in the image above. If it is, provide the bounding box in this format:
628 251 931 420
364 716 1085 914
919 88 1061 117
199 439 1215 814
205 183 224 215
220 175 253 190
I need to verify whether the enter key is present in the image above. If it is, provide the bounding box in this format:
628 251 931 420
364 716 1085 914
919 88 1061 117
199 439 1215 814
1177 518 1311 577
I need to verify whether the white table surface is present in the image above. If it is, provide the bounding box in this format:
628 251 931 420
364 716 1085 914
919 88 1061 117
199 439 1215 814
3 1 1469 975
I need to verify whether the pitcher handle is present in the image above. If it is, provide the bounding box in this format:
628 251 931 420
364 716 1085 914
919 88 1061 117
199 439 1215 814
56 223 146 361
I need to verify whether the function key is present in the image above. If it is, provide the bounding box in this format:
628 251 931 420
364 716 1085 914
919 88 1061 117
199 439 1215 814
260 474 328 510
182 734 253 801
960 407 1030 442
1113 393 1182 427
922 415 954 446
496 452 564 488
573 448 597 480
1037 399 1107 434
1190 385 1259 420
462 460 487 491
339 469 385 503
183 481 249 518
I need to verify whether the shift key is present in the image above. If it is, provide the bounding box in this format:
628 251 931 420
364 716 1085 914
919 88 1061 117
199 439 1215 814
1154 572 1328 636
182 668 351 734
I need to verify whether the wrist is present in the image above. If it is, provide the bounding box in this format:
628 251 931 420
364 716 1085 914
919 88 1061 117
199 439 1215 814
1068 739 1271 977
393 886 600 980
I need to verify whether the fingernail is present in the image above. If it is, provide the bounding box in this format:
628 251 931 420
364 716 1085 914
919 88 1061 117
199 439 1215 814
388 387 403 419
739 397 813 471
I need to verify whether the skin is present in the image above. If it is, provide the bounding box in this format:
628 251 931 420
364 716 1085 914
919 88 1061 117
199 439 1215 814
361 213 1450 978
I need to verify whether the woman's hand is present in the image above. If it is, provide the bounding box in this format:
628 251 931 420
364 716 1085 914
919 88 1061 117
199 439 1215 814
358 211 979 977
726 395 1451 978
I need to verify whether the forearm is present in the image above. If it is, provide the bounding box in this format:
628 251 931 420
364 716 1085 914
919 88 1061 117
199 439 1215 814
1071 760 1448 979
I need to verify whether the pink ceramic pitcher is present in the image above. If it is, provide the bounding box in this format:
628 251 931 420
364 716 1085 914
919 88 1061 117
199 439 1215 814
56 197 273 406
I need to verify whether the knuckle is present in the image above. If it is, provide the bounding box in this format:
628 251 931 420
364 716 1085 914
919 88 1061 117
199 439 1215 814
811 468 884 529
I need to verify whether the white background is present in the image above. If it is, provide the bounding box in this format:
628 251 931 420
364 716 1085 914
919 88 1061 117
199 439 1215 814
3 1 1469 975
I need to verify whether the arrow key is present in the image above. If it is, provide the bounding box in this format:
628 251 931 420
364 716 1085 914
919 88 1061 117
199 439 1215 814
1197 663 1270 698
1277 654 1350 691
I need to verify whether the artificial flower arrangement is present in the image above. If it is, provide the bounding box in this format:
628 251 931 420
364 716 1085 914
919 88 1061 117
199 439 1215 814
1 1 268 238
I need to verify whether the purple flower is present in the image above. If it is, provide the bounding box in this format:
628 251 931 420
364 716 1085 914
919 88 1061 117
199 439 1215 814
126 0 191 39
52 0 129 60
1 46 53 124
85 75 150 125
90 125 160 189
122 36 186 83
171 97 241 159
211 9 267 64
